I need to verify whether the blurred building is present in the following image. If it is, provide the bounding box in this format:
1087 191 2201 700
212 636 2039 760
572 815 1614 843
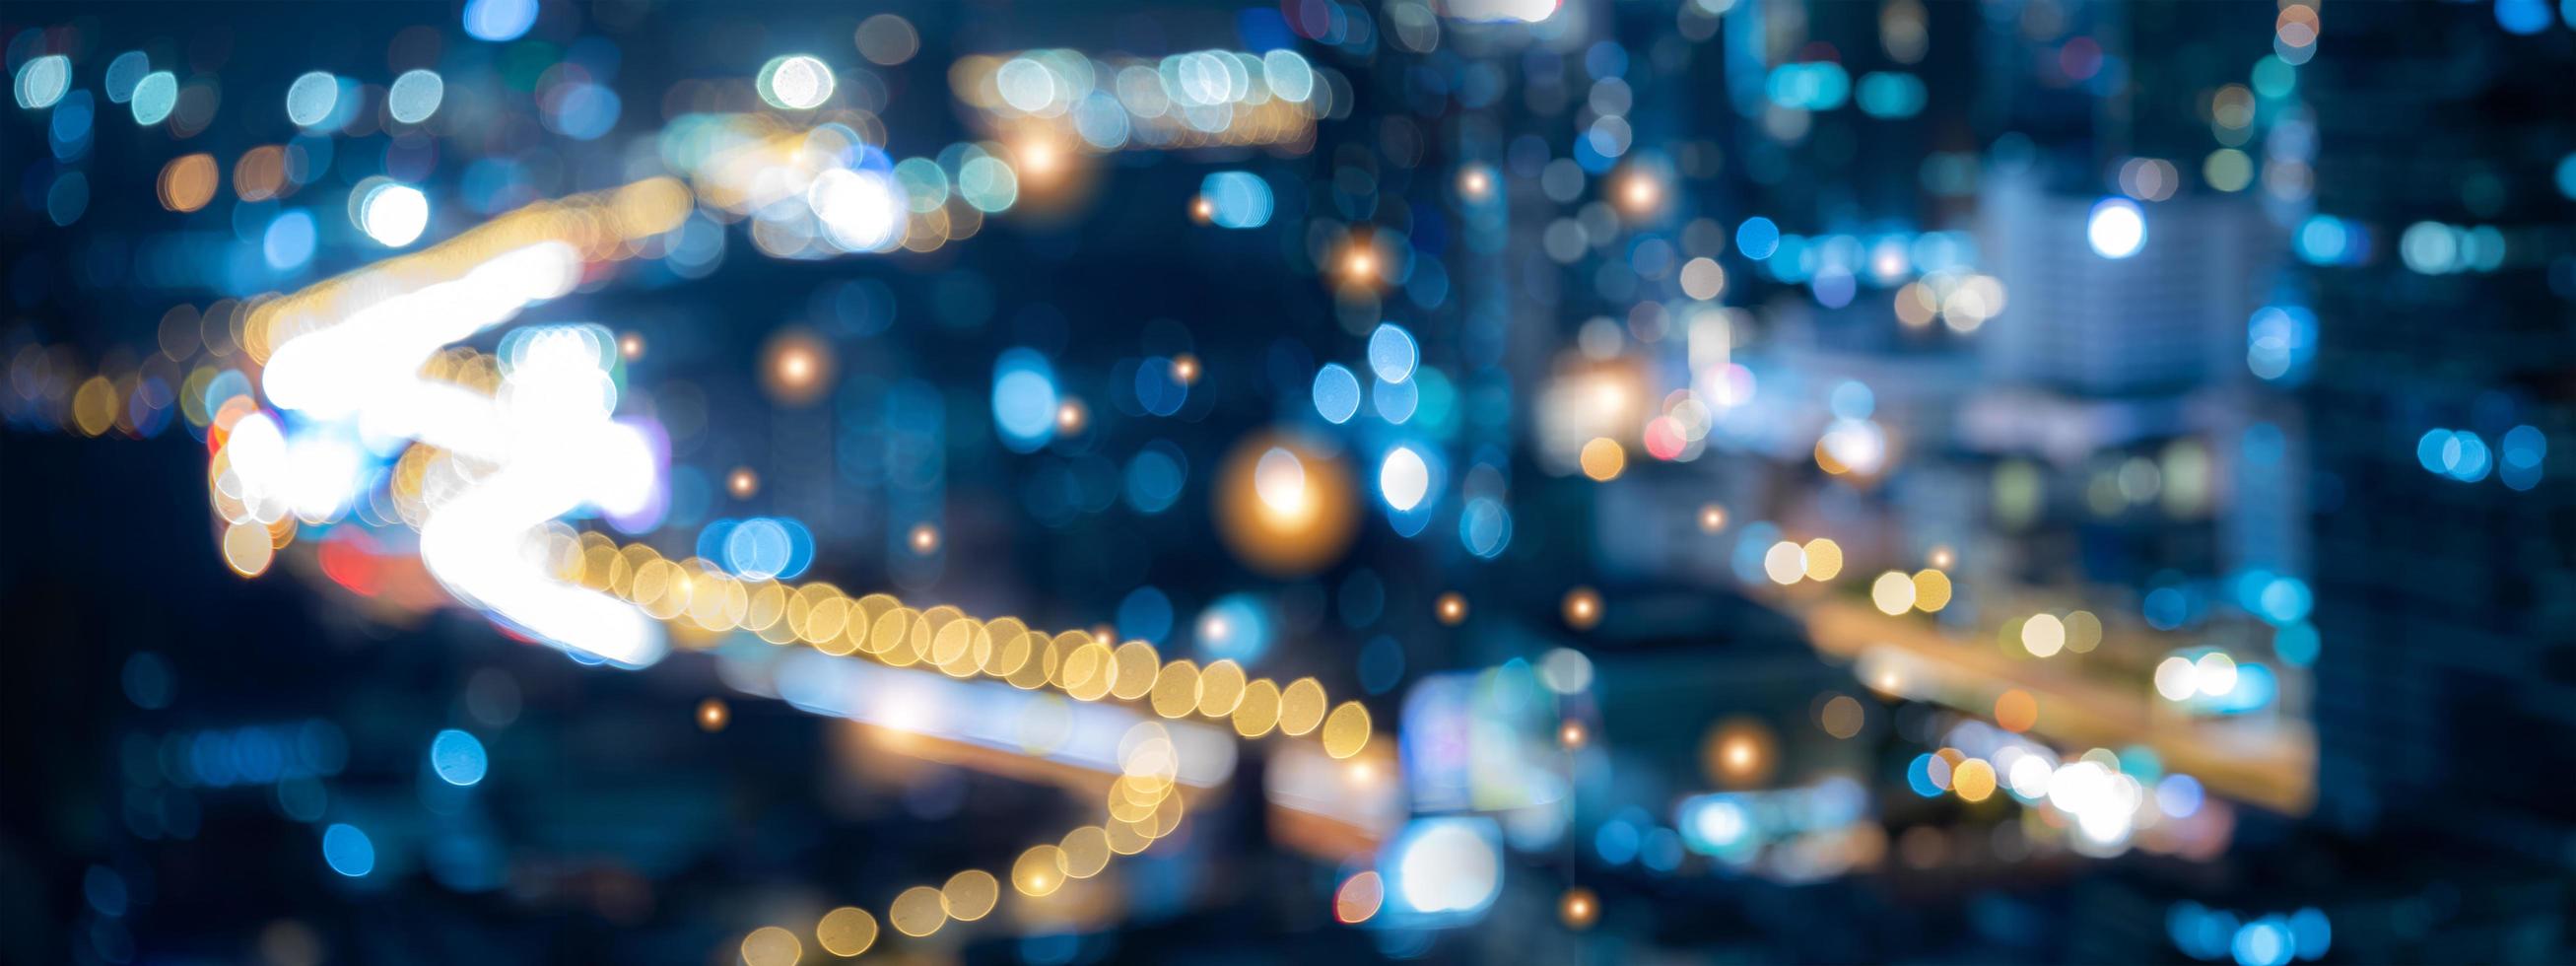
2301 1 2576 850
1978 176 2273 395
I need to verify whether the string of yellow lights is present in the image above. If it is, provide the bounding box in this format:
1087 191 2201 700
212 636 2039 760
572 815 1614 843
202 172 1378 958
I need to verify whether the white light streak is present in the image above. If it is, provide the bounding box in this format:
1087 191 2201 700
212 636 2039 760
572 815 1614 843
255 242 665 667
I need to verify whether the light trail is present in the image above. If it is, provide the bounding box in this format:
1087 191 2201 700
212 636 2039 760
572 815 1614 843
211 146 1382 951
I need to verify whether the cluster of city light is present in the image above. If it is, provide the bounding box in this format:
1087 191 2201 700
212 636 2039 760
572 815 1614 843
7 3 2421 952
1373 817 1505 924
559 535 1369 750
243 177 692 361
166 153 1393 956
1319 653 1562 922
2169 901 2332 966
952 48 1328 153
17 49 198 132
1892 270 2008 332
2272 1 2321 65
2010 610 2104 658
2183 1 2319 205
1908 723 2216 858
13 53 71 109
2246 306 2319 382
1743 225 1971 282
1760 537 1846 585
1296 323 1454 536
1765 61 1853 112
5 341 186 442
660 113 908 255
2398 220 2513 275
1532 354 1698 479
659 111 1027 258
669 548 1373 953
738 708 1201 961
160 198 671 569
231 172 1279 920
132 719 349 790
1311 322 1426 431
243 178 692 666
2416 425 2546 490
1674 778 1873 876
232 424 1371 949
2153 651 2252 704
1867 569 1955 615
1329 815 1514 928
1620 310 1746 466
1813 415 1891 477
1576 74 1642 169
22 47 437 235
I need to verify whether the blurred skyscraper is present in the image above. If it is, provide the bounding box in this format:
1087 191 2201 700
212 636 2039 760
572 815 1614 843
2303 0 2576 844
1979 177 2272 395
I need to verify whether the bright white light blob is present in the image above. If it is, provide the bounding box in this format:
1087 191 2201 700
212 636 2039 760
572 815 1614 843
2048 762 2106 825
1690 798 1748 848
2195 652 2239 696
1391 819 1502 915
265 243 580 420
361 183 430 246
260 242 663 667
2021 613 2067 657
2046 761 2138 850
759 55 836 109
1380 447 1430 512
283 433 365 521
2087 197 2146 259
219 412 294 524
808 168 905 252
417 323 662 667
1763 541 1806 585
1254 448 1309 517
2007 753 2055 800
1870 571 1917 614
1818 418 1887 474
2153 656 2198 701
